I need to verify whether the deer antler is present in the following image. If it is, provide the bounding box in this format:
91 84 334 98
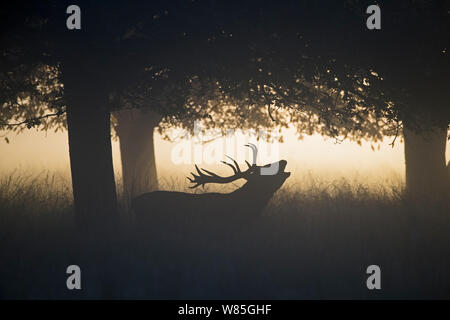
245 143 258 165
187 144 258 189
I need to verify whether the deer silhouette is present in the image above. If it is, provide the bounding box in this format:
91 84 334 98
132 144 290 234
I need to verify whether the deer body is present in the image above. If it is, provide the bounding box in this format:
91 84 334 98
132 145 290 235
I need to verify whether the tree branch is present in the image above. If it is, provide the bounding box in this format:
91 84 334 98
1 110 66 128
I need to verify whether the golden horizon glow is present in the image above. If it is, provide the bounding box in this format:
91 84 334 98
0 127 448 189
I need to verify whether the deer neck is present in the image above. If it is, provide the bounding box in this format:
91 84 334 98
229 181 274 211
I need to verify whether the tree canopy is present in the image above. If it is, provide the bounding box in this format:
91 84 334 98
1 1 448 142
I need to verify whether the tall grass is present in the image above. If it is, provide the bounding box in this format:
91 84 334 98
0 170 449 299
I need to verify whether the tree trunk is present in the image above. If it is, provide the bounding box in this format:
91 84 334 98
403 121 449 200
60 39 120 297
65 89 118 227
115 109 161 199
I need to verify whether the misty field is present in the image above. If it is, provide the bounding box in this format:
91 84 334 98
0 170 449 299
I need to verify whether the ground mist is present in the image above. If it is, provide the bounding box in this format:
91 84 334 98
0 170 449 299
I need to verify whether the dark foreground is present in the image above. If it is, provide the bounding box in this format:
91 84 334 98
0 174 449 299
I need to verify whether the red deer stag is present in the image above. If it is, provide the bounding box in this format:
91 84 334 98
132 144 290 233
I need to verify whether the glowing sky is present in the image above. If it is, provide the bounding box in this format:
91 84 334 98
3 125 447 189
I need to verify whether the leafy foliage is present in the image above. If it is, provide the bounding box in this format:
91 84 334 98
1 1 448 143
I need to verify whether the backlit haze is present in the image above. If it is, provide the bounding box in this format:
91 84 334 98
1 125 448 191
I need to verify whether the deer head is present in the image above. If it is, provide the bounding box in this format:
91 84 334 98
132 144 290 231
187 144 290 197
